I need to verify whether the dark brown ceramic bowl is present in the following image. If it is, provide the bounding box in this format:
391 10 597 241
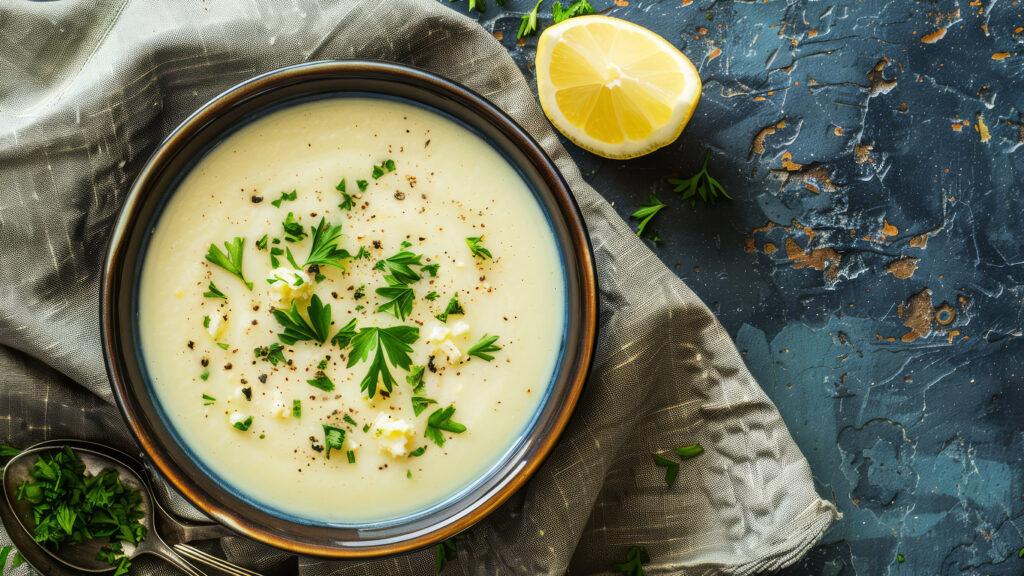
101 61 597 558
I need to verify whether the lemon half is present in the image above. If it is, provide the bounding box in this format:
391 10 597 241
536 16 702 159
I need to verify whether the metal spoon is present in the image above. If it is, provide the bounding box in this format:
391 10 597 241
2 442 262 576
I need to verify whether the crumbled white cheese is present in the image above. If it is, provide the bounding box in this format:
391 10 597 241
450 320 471 338
372 413 414 458
426 325 452 344
206 314 226 340
267 267 313 303
440 340 463 365
271 396 291 419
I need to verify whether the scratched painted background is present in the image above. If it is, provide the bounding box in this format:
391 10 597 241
446 0 1024 573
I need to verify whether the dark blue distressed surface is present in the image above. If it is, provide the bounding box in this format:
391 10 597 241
446 0 1024 573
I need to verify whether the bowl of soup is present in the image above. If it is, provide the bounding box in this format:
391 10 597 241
101 61 597 557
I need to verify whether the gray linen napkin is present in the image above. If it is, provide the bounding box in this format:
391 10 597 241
0 0 837 574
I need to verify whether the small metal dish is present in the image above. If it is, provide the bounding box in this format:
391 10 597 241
101 61 597 558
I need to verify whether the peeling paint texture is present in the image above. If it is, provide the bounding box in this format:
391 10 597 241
460 0 1024 573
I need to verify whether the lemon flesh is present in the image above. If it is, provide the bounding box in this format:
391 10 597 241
536 16 702 159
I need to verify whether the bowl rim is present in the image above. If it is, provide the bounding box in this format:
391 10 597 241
100 60 597 558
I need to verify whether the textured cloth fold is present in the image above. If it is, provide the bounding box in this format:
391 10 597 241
0 0 836 574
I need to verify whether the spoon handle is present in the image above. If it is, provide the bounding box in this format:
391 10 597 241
147 542 208 576
173 544 265 576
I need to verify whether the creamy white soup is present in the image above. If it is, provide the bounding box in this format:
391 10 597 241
138 97 565 523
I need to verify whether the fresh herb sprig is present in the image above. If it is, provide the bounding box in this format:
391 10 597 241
612 546 650 576
282 212 307 242
272 294 332 345
436 293 465 323
377 277 416 320
337 179 355 211
255 342 287 366
331 318 358 349
630 194 666 239
467 334 501 361
271 189 297 208
322 424 346 459
372 159 396 179
374 251 426 284
203 282 227 299
347 325 420 398
519 0 544 38
553 0 594 22
305 218 354 270
465 236 492 260
424 405 466 447
668 150 731 208
205 237 253 290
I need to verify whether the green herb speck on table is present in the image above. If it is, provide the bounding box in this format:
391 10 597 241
612 546 650 576
668 150 731 208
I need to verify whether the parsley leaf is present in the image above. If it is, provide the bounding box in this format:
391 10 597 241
272 294 331 345
436 537 459 572
422 263 440 277
465 236 492 259
282 212 307 242
412 396 438 416
293 399 302 418
519 0 544 39
307 372 335 392
347 325 419 398
1 445 22 457
202 394 216 406
357 179 369 192
675 443 704 459
668 150 731 208
305 217 353 269
467 334 501 361
336 178 355 211
205 237 253 290
372 159 396 179
203 282 227 299
409 445 427 457
630 193 666 238
343 414 358 427
375 250 425 284
254 343 287 366
256 234 269 250
424 405 466 447
271 189 297 208
331 318 358 349
612 546 650 576
322 424 346 459
233 416 253 431
651 453 680 487
435 292 465 323
552 0 593 22
407 364 426 393
377 276 416 320
425 291 440 301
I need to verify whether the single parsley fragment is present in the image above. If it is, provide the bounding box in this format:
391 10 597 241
337 178 355 211
407 364 426 393
305 218 354 270
465 236 492 259
467 334 501 361
612 546 650 576
272 294 331 345
270 189 297 208
424 405 466 447
347 325 419 398
282 212 307 242
652 453 680 487
375 250 426 284
205 237 253 290
254 343 287 366
630 193 667 238
410 446 427 457
202 394 216 406
552 0 593 22
331 318 358 349
412 396 438 416
233 416 254 431
519 0 544 39
436 536 459 573
203 282 227 299
435 293 465 323
675 443 704 459
357 179 369 192
293 399 302 418
377 276 416 320
668 150 731 208
422 263 440 277
372 159 396 179
322 424 346 459
307 372 335 392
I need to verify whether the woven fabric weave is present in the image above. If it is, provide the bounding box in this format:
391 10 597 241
0 1 836 574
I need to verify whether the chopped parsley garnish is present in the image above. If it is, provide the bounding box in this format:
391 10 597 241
216 342 230 350
424 405 466 447
202 315 211 328
233 416 253 431
317 358 329 370
331 318 358 349
897 553 905 563
269 246 285 268
362 423 371 433
412 396 438 416
630 193 666 238
256 234 269 250
254 342 287 366
407 364 426 393
407 470 412 479
270 189 297 208
377 276 416 320
675 443 704 459
15 446 146 574
307 373 335 392
282 212 306 242
336 178 355 211
372 159 396 179
322 424 345 459
285 246 301 269
374 250 426 284
357 179 369 192
668 150 731 208
651 453 679 487
465 236 492 259
305 218 354 270
272 294 331 345
436 536 460 572
409 446 426 457
518 0 543 39
435 293 465 323
199 370 210 381
400 240 413 249
203 282 227 299
343 414 358 427
425 291 440 301
1 445 22 457
552 0 594 22
292 399 302 418
467 334 501 361
354 284 366 300
421 263 440 277
347 325 419 398
612 546 650 576
346 450 356 464
205 237 253 290
355 246 371 260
